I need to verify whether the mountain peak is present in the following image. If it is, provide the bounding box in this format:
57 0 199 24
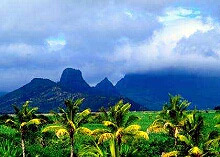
94 77 119 96
100 77 112 85
31 78 52 83
59 68 90 92
28 78 56 88
60 68 82 80
96 77 114 87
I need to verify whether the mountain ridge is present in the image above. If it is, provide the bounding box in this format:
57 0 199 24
1 68 220 113
116 71 220 110
0 68 142 113
93 77 119 97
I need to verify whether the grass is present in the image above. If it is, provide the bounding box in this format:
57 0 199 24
1 111 217 134
83 111 218 132
0 111 218 157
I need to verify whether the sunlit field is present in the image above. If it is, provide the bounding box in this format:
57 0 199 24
0 98 219 157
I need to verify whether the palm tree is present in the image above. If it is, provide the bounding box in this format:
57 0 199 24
148 94 190 145
5 101 44 157
203 113 220 156
78 139 107 157
175 111 205 156
175 111 219 156
42 98 91 157
95 100 149 157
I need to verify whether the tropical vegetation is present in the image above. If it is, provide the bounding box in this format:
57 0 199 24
0 94 219 157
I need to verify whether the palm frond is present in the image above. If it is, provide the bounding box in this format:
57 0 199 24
92 129 110 136
77 127 93 135
177 135 192 146
103 121 117 130
120 103 131 115
147 124 166 133
55 128 69 138
74 98 84 106
161 151 178 157
42 125 65 133
23 101 30 108
5 119 19 128
164 122 175 129
215 124 220 129
78 142 104 157
25 118 45 126
124 115 140 127
135 131 149 140
78 109 91 117
75 109 91 125
188 146 203 156
27 107 38 116
124 125 141 133
205 136 220 148
98 133 114 144
99 107 109 121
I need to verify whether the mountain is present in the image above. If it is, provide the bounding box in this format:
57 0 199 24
0 92 7 97
1 68 219 112
116 71 220 110
0 78 69 113
93 77 119 97
59 68 90 93
0 68 142 113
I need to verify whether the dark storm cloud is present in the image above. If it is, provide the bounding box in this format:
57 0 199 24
0 0 220 91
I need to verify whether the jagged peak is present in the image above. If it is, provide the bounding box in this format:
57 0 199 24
96 77 114 87
102 77 112 83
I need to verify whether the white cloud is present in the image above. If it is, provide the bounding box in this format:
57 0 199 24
110 7 217 75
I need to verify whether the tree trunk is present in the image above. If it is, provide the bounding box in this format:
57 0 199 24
21 132 25 157
116 137 121 157
70 135 74 157
110 139 116 157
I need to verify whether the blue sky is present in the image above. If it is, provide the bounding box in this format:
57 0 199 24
1 0 220 91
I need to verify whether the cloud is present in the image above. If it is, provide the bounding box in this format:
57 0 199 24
0 0 162 91
110 7 218 75
0 1 220 91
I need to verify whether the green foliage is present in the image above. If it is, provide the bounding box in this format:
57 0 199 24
42 98 91 157
148 94 190 136
4 101 45 157
96 100 149 157
0 138 21 157
0 95 219 157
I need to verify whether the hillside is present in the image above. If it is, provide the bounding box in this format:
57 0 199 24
0 92 7 97
0 68 142 113
116 71 220 110
1 68 220 113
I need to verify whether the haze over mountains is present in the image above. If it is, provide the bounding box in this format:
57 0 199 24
0 68 220 113
116 70 220 110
